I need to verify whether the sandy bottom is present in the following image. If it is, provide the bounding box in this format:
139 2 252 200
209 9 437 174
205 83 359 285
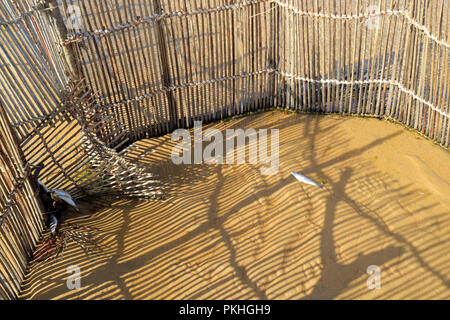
20 112 450 300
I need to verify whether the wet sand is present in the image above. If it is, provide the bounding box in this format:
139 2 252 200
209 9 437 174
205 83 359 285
20 112 450 299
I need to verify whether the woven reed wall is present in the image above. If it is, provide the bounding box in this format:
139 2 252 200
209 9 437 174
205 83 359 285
0 0 160 299
0 100 43 299
0 0 60 300
0 0 449 299
61 0 449 147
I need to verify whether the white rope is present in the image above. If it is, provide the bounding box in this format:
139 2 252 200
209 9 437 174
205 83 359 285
402 12 450 50
63 0 266 44
105 70 269 108
1 0 447 50
2 1 446 119
60 0 450 50
276 70 450 119
274 0 408 20
101 68 449 120
273 0 450 50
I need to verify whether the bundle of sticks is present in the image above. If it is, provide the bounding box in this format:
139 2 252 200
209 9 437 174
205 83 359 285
31 222 104 264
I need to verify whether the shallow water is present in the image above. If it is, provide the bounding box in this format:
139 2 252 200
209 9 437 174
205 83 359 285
21 112 450 299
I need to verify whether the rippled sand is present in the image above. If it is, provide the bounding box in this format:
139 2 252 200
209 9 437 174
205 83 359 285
20 112 450 299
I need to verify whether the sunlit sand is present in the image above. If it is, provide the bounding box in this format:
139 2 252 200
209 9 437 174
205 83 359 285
20 112 450 300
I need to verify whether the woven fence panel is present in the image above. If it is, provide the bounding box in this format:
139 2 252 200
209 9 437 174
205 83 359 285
0 0 162 299
61 0 275 143
275 0 449 146
58 0 449 147
0 0 449 300
0 101 43 300
0 0 162 198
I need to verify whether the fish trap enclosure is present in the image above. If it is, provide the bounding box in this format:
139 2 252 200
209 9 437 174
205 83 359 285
0 0 449 299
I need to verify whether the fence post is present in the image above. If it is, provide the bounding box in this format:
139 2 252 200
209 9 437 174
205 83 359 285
153 0 178 132
45 0 82 83
269 0 279 108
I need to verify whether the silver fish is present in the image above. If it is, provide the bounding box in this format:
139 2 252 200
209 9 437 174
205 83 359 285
51 189 78 209
38 180 77 209
291 171 323 189
49 214 58 235
37 179 49 193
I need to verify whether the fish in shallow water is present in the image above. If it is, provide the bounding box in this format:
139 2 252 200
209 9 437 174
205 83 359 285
291 171 323 189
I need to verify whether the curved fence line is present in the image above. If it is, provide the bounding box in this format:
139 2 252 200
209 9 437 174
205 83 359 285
58 0 450 51
274 0 450 50
0 0 448 299
2 1 448 51
276 70 450 120
97 68 449 121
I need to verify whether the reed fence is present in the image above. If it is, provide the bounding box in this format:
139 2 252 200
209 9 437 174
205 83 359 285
0 99 43 299
0 0 449 299
58 0 449 147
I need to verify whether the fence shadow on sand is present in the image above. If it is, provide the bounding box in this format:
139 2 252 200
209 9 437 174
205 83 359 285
20 113 450 299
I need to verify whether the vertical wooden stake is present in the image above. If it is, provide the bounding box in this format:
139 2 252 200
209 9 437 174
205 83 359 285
153 0 178 131
46 0 82 82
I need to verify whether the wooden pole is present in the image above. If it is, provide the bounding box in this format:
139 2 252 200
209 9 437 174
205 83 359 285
45 0 82 82
153 0 178 132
